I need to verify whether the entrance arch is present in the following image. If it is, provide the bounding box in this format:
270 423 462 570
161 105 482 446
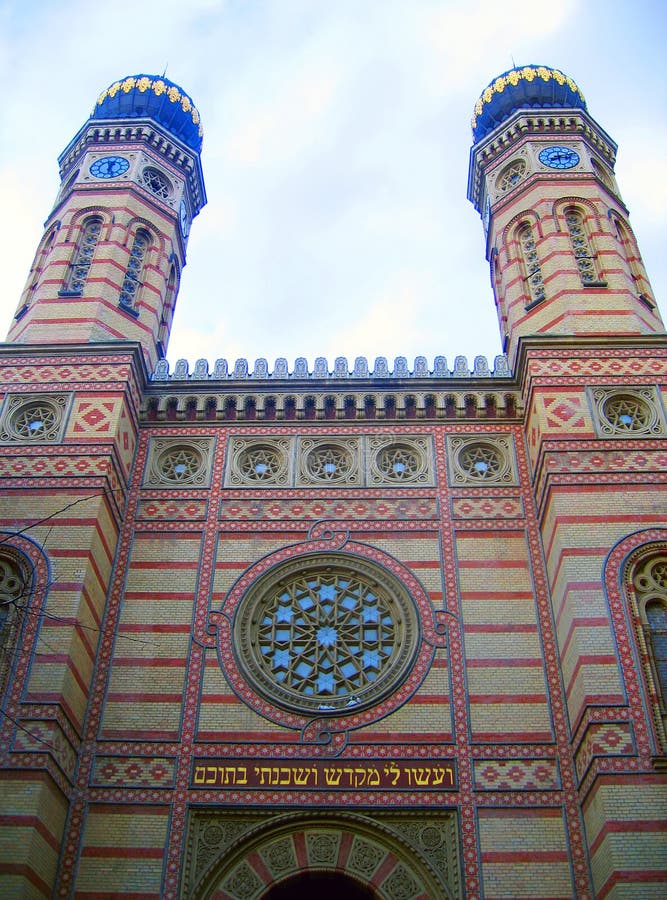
182 809 461 899
264 871 376 899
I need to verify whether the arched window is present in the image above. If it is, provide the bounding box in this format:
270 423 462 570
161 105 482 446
119 228 151 312
0 551 30 698
158 264 178 356
564 207 599 286
61 216 102 294
613 217 653 305
631 553 667 741
18 227 58 314
518 222 545 305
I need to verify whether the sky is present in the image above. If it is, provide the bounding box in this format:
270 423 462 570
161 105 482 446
1 0 666 375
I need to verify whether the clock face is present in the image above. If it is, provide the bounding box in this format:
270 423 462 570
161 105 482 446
179 200 190 237
538 146 580 170
90 156 130 179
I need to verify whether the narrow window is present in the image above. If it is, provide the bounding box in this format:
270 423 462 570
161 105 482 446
614 218 653 306
632 553 667 741
119 228 150 311
62 216 102 294
565 208 598 286
158 264 178 354
518 223 545 305
0 552 30 698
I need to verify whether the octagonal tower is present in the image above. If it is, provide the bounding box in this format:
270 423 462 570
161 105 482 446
468 65 663 366
7 75 206 370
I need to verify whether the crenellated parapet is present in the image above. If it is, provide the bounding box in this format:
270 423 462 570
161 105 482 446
152 353 511 381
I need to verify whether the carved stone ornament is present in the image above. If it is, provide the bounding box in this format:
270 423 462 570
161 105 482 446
0 393 71 444
447 434 517 485
144 437 214 486
225 437 293 487
589 386 666 437
180 809 462 899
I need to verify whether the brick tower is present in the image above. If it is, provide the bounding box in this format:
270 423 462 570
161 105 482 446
468 66 663 365
0 67 666 899
7 74 206 369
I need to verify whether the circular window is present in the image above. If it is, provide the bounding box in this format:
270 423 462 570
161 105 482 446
157 444 205 483
7 398 63 442
304 443 353 482
602 393 652 434
139 166 172 199
376 443 424 483
457 441 505 481
496 159 527 192
234 554 419 715
238 444 285 483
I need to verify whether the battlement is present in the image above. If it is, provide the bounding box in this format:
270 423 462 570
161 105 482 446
152 353 511 381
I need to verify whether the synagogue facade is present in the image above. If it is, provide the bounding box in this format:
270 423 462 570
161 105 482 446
0 66 666 898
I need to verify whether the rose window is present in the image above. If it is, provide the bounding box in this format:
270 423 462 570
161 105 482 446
305 444 353 482
602 394 651 434
158 444 205 483
139 166 172 199
377 444 422 482
234 555 419 715
9 400 62 441
239 445 283 482
458 442 503 480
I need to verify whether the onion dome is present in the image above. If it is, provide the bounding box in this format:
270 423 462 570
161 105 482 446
471 65 586 143
92 75 203 152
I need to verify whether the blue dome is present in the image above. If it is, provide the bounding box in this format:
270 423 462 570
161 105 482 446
472 66 586 143
92 75 203 152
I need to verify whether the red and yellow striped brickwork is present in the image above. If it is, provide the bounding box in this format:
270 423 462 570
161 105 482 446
7 190 181 371
1 64 667 900
1 392 666 897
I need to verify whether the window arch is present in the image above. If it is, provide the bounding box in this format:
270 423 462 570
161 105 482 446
18 226 58 313
613 216 653 306
630 552 667 743
517 221 545 305
119 228 151 312
564 206 600 286
158 263 179 356
0 550 31 699
61 215 102 294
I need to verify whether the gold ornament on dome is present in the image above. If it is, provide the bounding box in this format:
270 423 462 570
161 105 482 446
93 76 203 139
471 66 586 134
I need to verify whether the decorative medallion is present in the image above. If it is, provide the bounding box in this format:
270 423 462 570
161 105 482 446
368 436 432 485
0 393 71 444
447 435 516 485
144 437 214 486
225 438 292 487
138 166 172 199
589 387 665 437
496 158 527 192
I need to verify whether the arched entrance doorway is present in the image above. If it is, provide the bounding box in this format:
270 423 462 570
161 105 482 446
264 871 375 899
181 809 461 898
